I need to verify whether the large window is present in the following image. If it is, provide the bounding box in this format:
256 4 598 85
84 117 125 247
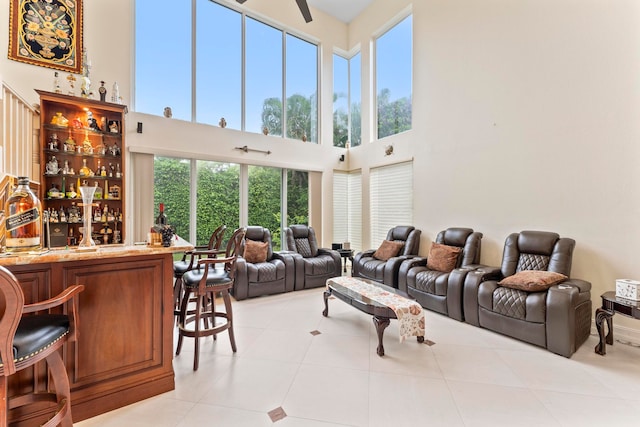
154 157 307 249
153 157 191 240
350 53 362 147
246 18 283 136
135 0 191 120
333 55 348 147
196 0 242 128
376 15 412 139
286 35 318 142
369 161 413 246
248 166 282 248
136 0 319 142
196 161 240 245
287 170 309 227
333 52 361 147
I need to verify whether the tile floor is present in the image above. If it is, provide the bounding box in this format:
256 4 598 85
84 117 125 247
77 287 640 427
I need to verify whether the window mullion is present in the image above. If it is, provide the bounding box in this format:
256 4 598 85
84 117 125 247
282 30 286 139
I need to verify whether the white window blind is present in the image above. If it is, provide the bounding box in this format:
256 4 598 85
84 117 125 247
333 171 362 253
333 172 348 243
348 172 362 253
370 161 413 246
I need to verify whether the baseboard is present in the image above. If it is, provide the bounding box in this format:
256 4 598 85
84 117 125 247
591 321 640 347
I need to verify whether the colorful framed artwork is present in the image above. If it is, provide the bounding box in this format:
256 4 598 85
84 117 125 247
8 0 83 73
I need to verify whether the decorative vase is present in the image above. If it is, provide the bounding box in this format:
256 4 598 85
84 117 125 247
79 185 97 247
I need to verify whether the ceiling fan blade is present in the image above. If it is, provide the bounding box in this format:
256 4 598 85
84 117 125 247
296 0 313 23
236 0 312 23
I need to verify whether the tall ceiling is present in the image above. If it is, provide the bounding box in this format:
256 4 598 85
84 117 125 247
307 0 374 23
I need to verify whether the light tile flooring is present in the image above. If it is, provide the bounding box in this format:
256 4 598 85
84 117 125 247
77 287 640 426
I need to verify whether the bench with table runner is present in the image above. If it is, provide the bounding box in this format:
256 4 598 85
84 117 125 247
323 276 425 356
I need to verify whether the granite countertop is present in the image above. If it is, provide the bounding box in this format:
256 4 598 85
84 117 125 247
0 236 193 266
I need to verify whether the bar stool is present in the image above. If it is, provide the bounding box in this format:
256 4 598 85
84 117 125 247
176 227 245 370
173 224 226 322
0 266 84 427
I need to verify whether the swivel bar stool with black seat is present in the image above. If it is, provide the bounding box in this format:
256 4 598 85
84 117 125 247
0 265 84 427
173 224 226 322
176 227 246 370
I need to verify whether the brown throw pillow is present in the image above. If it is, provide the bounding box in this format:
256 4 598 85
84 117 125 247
373 240 404 261
426 242 462 272
498 270 568 292
243 240 269 263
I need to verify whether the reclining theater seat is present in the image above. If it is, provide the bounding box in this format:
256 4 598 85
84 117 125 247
398 227 483 321
234 226 296 300
352 225 421 288
463 230 592 358
284 225 341 290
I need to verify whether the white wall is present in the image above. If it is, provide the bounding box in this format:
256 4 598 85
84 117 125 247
349 0 640 334
3 0 640 335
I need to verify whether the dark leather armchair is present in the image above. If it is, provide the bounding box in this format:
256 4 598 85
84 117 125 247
463 231 592 357
352 225 421 288
284 224 341 290
234 226 296 300
398 227 482 321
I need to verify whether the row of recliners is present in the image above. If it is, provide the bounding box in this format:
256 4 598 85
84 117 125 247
351 226 592 358
234 224 342 300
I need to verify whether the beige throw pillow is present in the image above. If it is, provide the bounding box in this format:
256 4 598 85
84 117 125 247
373 240 404 261
426 242 462 272
498 270 568 292
243 240 269 263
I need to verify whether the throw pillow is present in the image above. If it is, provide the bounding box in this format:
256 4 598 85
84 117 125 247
243 240 269 263
373 240 404 261
498 270 568 292
426 242 463 272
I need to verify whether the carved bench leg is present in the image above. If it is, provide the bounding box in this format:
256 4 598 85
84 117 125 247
373 316 390 356
322 290 331 317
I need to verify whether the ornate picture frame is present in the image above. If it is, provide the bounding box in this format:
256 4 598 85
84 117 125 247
8 0 83 73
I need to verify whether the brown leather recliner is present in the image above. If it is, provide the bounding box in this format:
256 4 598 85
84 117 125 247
398 228 483 321
463 231 592 357
284 224 341 290
234 226 296 300
352 225 421 288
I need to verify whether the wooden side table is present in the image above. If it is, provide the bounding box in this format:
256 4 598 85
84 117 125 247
337 249 354 274
595 291 640 355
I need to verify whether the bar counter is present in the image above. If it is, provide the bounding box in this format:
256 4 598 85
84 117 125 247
1 240 192 426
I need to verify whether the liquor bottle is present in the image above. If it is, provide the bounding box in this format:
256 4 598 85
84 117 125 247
79 159 91 176
155 203 167 226
4 177 42 252
93 181 103 200
53 71 61 94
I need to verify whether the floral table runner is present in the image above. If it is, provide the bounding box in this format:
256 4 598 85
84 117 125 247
327 276 425 342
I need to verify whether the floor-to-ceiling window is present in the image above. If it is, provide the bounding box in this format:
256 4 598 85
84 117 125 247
196 0 242 128
135 0 191 120
154 157 307 249
376 15 412 139
195 161 240 245
153 157 191 240
248 165 282 248
246 18 283 136
136 0 319 143
286 34 318 142
333 52 361 147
